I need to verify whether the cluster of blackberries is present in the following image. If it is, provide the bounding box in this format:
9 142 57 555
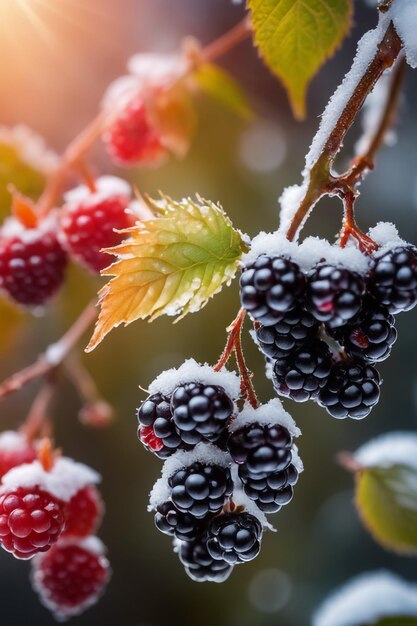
240 229 417 419
137 360 303 583
0 431 110 620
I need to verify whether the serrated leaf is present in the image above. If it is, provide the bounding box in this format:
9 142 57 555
247 0 353 119
194 63 253 119
86 196 245 351
356 464 417 555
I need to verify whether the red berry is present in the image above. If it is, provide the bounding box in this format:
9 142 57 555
0 432 37 479
60 177 136 273
31 537 111 620
63 485 103 538
0 216 68 307
0 486 65 559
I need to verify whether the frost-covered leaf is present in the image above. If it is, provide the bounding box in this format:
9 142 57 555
247 0 353 119
86 196 245 351
194 63 253 119
349 433 417 555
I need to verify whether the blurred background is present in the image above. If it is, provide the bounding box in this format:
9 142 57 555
1 1 417 624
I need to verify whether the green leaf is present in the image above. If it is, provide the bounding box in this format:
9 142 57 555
194 63 253 119
247 0 353 119
86 196 246 351
356 464 417 555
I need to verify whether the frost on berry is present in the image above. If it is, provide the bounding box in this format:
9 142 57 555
0 431 37 479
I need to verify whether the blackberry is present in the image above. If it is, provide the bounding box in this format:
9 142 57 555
307 264 366 328
240 255 305 325
178 536 233 583
171 383 234 445
272 339 332 402
155 502 208 542
168 462 233 519
334 297 397 363
227 423 292 475
368 245 417 314
206 512 262 565
239 463 299 513
318 359 381 419
255 304 319 359
137 393 183 459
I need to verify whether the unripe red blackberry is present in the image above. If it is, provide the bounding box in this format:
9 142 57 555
177 536 233 583
0 432 37 479
63 485 103 538
240 255 306 325
206 512 263 565
227 422 293 475
255 304 319 359
368 245 417 314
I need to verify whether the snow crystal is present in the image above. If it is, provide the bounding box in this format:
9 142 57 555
0 212 60 245
148 359 241 401
291 446 304 474
313 571 417 626
392 0 417 68
278 184 308 238
228 399 301 439
355 431 417 472
368 221 406 257
45 342 68 367
295 237 370 274
0 431 30 452
355 70 394 156
1 457 101 502
241 231 298 267
101 74 141 112
127 52 186 86
64 176 132 210
148 443 232 510
0 125 58 174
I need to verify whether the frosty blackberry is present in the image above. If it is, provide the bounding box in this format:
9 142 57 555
255 304 319 359
155 502 208 542
239 463 299 513
206 512 262 564
178 536 233 583
137 393 183 458
368 245 417 314
228 422 292 475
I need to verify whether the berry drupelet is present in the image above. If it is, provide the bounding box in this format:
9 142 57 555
155 501 209 542
207 512 263 565
228 422 293 476
63 485 103 538
137 392 183 458
239 463 299 514
255 304 319 359
178 535 233 583
368 245 417 314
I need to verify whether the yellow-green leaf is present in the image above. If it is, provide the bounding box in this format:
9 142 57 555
248 0 353 119
194 63 253 119
86 196 246 351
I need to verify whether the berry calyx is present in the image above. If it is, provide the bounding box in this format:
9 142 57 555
177 536 233 583
63 485 103 538
206 512 263 565
227 422 293 475
368 245 417 314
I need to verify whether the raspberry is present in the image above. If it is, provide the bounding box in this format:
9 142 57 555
63 485 103 538
155 501 208 542
318 359 381 419
255 304 319 359
137 392 183 458
0 432 37 479
168 462 233 519
206 512 262 565
334 297 397 363
272 339 332 402
239 463 299 513
307 264 366 328
227 422 293 475
0 487 65 559
31 538 110 620
368 245 417 314
177 536 233 583
103 97 167 167
171 383 234 445
240 255 306 325
0 219 67 307
60 181 136 273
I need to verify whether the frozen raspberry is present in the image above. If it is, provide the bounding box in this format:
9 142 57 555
334 297 397 363
307 264 366 328
240 255 306 325
0 431 37 479
239 463 299 513
0 487 65 559
31 537 111 620
207 512 262 565
272 339 332 402
171 383 234 445
137 392 184 459
63 485 103 538
0 217 67 307
227 422 292 475
255 304 319 359
60 177 136 273
368 245 417 314
177 536 233 583
168 462 233 519
318 359 381 419
155 501 209 542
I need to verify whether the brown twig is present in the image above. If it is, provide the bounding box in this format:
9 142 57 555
64 355 113 428
214 308 246 371
200 17 252 65
21 378 56 442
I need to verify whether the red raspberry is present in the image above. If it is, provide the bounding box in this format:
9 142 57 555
0 432 37 479
31 537 111 620
0 216 68 307
63 485 103 538
60 176 137 273
0 486 65 559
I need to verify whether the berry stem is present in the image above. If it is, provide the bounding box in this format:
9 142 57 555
199 17 252 65
214 308 246 371
21 378 56 443
0 300 97 399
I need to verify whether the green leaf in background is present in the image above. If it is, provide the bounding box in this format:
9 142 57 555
194 63 253 119
86 196 246 351
356 464 417 556
247 0 353 119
